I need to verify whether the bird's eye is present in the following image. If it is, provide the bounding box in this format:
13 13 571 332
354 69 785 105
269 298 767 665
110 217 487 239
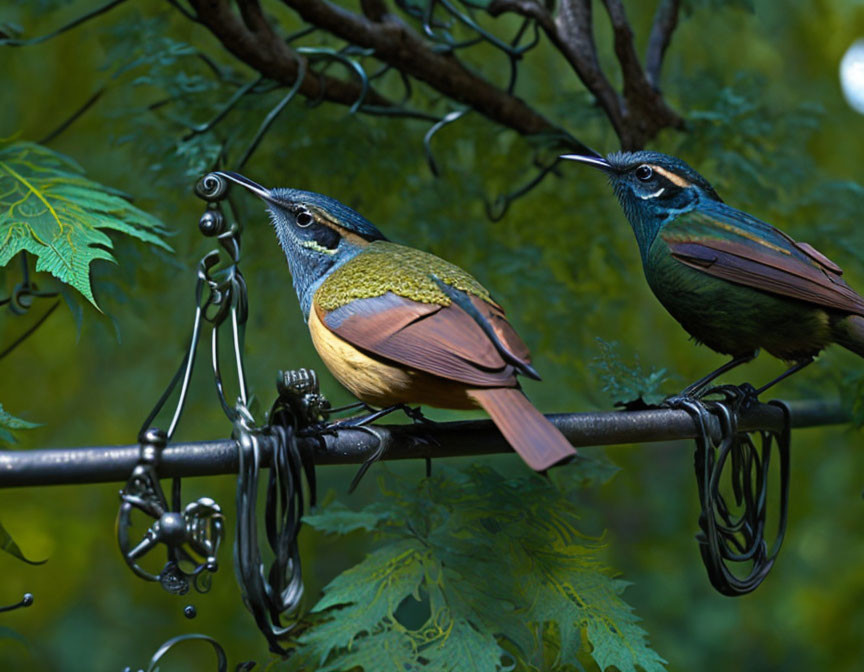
296 212 314 227
635 165 653 181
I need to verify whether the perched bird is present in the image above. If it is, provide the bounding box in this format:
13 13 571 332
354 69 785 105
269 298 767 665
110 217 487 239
215 171 576 471
561 151 864 395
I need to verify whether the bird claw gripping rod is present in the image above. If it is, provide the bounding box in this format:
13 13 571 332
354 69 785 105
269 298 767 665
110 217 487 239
666 385 791 596
115 172 320 653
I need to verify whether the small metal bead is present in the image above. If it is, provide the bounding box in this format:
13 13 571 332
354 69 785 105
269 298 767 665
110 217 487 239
139 427 167 446
158 512 187 545
198 210 225 237
21 593 33 607
184 604 197 619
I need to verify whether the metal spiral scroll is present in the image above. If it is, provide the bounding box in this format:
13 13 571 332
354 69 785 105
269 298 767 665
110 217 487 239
233 369 323 654
118 171 318 652
671 386 791 596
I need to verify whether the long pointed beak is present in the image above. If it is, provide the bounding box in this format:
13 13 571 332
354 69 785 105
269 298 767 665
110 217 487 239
214 170 281 204
559 154 612 170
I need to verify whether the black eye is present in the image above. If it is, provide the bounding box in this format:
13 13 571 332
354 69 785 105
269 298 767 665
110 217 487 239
635 165 653 181
296 212 314 227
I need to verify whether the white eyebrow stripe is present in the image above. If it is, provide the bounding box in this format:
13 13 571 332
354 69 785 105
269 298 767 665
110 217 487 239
639 187 666 200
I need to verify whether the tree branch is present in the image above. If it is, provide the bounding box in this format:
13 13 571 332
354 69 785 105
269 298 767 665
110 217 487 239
188 0 392 109
360 0 389 22
278 0 583 145
600 0 647 92
489 0 685 148
490 0 625 139
645 0 680 88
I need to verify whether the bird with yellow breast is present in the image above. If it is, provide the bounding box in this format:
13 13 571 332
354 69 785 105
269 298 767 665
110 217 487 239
217 171 576 471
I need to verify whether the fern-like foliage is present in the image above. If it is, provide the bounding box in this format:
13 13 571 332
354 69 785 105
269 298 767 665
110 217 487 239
0 403 44 565
285 465 665 672
0 402 38 446
0 139 170 307
590 339 671 407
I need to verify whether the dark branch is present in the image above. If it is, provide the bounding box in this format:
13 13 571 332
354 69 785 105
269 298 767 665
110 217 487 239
600 0 647 92
39 87 106 144
279 0 584 146
490 0 685 148
360 0 390 22
0 400 848 488
645 0 681 88
188 0 393 109
0 0 131 47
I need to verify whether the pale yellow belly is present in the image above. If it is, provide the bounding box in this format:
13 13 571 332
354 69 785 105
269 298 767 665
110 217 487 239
307 310 478 409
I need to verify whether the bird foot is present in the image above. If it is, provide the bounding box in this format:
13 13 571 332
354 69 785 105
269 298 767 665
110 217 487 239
663 382 760 412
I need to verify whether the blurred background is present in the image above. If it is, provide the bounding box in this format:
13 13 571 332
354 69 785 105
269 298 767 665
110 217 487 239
1 0 863 669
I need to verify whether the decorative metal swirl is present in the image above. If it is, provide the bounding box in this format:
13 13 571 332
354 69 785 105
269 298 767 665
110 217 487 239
117 428 224 595
669 385 791 596
195 172 231 203
117 173 247 596
117 172 319 654
122 632 255 672
0 592 34 614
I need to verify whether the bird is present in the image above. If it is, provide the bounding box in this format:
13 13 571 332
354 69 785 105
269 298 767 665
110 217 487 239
561 150 864 396
213 171 576 471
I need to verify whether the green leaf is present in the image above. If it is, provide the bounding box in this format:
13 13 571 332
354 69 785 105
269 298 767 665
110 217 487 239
0 403 39 446
294 466 663 672
0 139 170 308
0 519 46 565
301 541 427 664
589 339 671 407
303 501 395 535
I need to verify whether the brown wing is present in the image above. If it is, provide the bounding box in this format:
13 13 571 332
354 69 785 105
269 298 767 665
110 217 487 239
318 291 533 388
663 207 864 316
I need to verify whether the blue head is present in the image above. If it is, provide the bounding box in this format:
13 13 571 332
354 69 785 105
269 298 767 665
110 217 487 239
561 151 722 260
216 171 386 319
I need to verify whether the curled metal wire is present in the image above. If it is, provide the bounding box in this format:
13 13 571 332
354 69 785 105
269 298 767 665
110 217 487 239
120 171 319 652
123 632 255 672
1 251 61 361
116 174 252 596
670 386 791 596
233 371 321 654
0 593 34 614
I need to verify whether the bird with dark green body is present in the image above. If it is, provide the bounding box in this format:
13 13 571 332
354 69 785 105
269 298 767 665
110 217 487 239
214 171 576 472
562 151 864 394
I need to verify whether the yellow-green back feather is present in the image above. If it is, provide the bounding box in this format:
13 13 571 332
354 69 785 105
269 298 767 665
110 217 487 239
315 241 492 311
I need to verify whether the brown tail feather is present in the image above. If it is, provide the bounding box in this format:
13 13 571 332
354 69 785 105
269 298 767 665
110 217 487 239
468 387 576 471
834 314 864 358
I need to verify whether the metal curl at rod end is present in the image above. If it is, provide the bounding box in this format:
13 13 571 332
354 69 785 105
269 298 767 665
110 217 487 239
195 173 231 202
668 384 791 596
0 593 34 614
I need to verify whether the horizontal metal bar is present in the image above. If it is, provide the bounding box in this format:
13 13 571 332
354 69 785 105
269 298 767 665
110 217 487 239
0 400 849 488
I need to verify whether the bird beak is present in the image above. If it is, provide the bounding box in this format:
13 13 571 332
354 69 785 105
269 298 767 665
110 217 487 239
213 170 285 206
559 154 612 171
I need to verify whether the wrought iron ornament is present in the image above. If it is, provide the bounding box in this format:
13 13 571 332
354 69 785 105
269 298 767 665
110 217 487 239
669 386 791 596
118 427 224 594
117 171 318 653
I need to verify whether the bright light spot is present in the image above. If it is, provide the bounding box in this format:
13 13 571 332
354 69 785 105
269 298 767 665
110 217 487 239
840 39 864 114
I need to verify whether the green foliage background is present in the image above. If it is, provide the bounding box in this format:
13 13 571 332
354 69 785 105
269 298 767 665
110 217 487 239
1 0 863 670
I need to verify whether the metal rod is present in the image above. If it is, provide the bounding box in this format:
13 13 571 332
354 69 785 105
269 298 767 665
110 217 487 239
0 401 849 489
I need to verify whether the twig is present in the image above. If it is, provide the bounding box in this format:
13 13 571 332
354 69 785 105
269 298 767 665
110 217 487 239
0 0 131 47
38 87 106 144
645 0 681 88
